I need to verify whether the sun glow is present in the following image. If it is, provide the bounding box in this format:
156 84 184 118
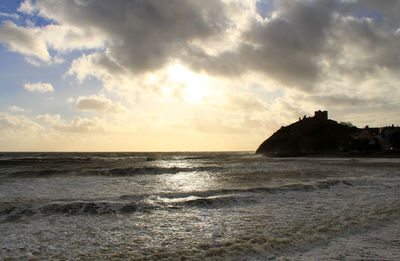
167 63 212 103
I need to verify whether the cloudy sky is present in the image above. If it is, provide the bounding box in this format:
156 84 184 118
0 0 399 151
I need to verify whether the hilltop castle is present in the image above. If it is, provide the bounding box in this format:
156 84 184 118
299 110 328 122
314 110 328 121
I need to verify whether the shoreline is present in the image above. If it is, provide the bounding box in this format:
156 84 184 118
259 151 400 158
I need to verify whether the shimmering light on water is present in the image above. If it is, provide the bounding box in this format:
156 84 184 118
162 171 217 192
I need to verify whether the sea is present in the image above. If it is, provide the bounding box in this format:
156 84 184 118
0 152 399 260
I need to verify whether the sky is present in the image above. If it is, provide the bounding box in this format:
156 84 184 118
0 0 399 152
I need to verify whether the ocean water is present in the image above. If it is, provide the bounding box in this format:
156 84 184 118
0 152 399 260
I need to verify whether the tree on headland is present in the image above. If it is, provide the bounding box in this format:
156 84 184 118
339 121 354 128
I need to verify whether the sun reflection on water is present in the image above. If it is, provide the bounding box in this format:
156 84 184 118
154 158 217 192
165 172 215 192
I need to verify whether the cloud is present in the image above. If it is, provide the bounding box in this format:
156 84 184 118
52 117 106 133
350 0 400 27
9 106 27 112
204 91 267 112
0 10 105 64
42 24 106 53
307 94 373 108
76 95 127 114
0 112 43 134
24 82 54 93
0 12 19 19
19 0 230 74
188 113 268 136
189 118 248 135
183 0 400 95
324 15 400 79
37 113 106 133
183 0 337 90
14 0 398 96
17 0 37 14
24 57 41 67
0 21 50 61
36 114 61 124
67 52 123 83
221 92 266 111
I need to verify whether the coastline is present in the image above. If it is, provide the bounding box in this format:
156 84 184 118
261 151 400 158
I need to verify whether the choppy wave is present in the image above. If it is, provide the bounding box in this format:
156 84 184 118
87 166 224 176
0 178 357 222
0 157 92 165
0 200 156 222
5 166 225 178
8 169 71 177
155 178 355 199
159 194 256 209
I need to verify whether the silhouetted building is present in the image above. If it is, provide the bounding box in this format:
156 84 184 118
314 110 328 121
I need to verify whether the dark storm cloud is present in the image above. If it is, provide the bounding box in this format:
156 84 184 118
308 94 367 107
326 10 400 78
183 0 339 91
352 0 400 27
242 0 337 88
184 0 400 93
31 0 229 73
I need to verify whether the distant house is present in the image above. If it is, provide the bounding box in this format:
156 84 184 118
354 129 374 141
381 126 400 138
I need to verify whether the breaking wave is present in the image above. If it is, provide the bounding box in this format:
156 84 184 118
155 178 355 199
4 166 225 178
0 178 355 222
86 166 224 176
0 157 92 166
0 200 156 222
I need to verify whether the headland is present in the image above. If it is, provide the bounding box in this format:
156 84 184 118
256 110 400 157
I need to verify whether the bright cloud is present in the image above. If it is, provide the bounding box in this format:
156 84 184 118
9 106 27 112
76 95 127 114
0 21 50 62
0 112 43 134
52 117 106 134
0 12 19 19
24 82 54 93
